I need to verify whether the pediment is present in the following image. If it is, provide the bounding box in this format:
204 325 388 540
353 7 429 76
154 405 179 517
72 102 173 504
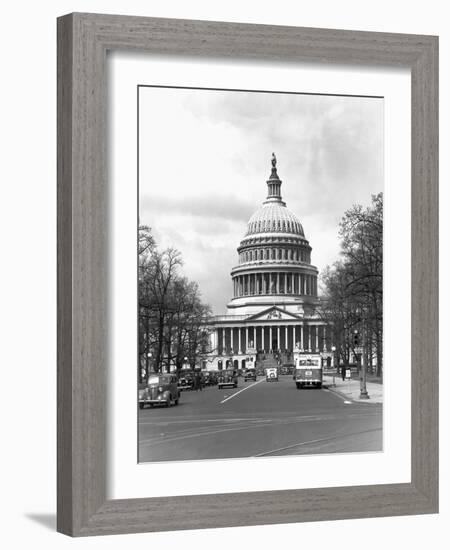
247 306 302 322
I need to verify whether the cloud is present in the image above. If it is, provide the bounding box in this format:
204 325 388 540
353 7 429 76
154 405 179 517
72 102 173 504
139 87 383 314
140 194 253 223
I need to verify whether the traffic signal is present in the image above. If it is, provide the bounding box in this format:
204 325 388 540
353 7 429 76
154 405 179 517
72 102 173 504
352 330 360 347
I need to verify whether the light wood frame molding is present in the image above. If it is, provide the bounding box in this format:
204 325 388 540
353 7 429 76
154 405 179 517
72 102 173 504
57 12 438 536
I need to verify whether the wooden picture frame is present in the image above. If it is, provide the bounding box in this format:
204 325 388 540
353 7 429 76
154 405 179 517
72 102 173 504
57 12 438 536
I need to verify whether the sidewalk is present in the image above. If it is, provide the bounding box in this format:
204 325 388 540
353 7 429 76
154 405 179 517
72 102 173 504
323 374 383 404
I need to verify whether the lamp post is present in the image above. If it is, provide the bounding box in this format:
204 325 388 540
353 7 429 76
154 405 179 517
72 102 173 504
146 352 152 383
358 329 370 400
331 345 337 386
331 345 337 369
184 356 188 370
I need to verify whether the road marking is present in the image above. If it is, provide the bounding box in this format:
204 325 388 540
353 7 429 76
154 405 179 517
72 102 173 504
344 400 352 404
139 412 380 446
220 378 265 404
253 428 382 457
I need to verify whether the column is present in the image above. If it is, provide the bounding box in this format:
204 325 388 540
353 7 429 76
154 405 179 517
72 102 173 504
285 326 288 351
300 325 304 350
284 273 287 293
315 325 319 350
308 326 312 351
238 327 242 354
269 326 273 351
222 328 226 355
230 327 234 354
277 325 280 350
245 326 249 353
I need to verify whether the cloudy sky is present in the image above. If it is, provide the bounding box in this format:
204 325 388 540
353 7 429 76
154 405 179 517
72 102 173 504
139 86 383 315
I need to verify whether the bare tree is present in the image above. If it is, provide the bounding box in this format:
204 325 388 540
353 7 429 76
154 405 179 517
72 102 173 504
138 226 212 378
321 193 383 379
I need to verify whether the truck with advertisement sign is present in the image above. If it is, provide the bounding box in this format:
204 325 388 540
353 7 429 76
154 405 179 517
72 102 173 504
294 354 323 389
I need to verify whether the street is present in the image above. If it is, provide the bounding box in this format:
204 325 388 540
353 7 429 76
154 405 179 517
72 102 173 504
138 375 382 462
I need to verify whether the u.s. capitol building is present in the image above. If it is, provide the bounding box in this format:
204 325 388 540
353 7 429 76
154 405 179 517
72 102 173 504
205 154 332 370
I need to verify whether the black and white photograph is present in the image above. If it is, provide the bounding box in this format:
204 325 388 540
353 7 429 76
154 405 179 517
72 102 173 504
138 85 383 463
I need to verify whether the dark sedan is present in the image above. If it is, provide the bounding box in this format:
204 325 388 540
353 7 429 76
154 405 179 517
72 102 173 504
217 369 238 389
139 374 180 408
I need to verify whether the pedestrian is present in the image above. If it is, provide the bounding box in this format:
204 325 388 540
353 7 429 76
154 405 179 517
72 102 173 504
341 365 346 381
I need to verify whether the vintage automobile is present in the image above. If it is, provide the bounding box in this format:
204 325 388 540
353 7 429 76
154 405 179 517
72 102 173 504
208 371 219 386
265 367 279 382
139 373 180 408
294 354 323 389
244 367 257 382
217 369 238 389
256 366 265 377
177 370 194 391
202 372 212 386
281 363 295 375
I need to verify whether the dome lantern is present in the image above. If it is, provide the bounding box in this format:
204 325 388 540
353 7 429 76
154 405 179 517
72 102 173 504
264 153 285 206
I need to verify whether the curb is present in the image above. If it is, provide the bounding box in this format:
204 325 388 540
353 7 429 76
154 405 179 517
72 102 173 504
323 383 382 404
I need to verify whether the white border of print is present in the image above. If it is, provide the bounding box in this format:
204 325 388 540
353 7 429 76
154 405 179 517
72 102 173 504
107 52 410 500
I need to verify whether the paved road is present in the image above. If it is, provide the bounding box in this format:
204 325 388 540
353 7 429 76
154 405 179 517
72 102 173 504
138 375 382 462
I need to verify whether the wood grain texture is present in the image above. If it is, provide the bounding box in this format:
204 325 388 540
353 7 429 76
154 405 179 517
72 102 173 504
57 12 439 537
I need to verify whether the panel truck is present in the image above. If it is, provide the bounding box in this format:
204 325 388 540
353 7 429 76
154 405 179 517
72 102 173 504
294 354 323 389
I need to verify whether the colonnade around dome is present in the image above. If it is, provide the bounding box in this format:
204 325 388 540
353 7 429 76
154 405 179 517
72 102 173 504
232 271 317 298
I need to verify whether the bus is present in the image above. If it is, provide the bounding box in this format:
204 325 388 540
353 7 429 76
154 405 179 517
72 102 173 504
294 354 322 389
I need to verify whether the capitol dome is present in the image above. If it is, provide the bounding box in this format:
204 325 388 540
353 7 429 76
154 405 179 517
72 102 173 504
227 153 319 315
245 203 305 238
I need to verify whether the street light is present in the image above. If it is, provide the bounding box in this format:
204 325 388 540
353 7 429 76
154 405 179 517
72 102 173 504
331 345 336 368
146 352 152 382
330 345 337 386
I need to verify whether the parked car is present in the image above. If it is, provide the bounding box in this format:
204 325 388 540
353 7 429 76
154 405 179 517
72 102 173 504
208 371 219 385
244 367 257 382
265 367 279 382
139 373 180 408
177 370 194 391
218 369 238 389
